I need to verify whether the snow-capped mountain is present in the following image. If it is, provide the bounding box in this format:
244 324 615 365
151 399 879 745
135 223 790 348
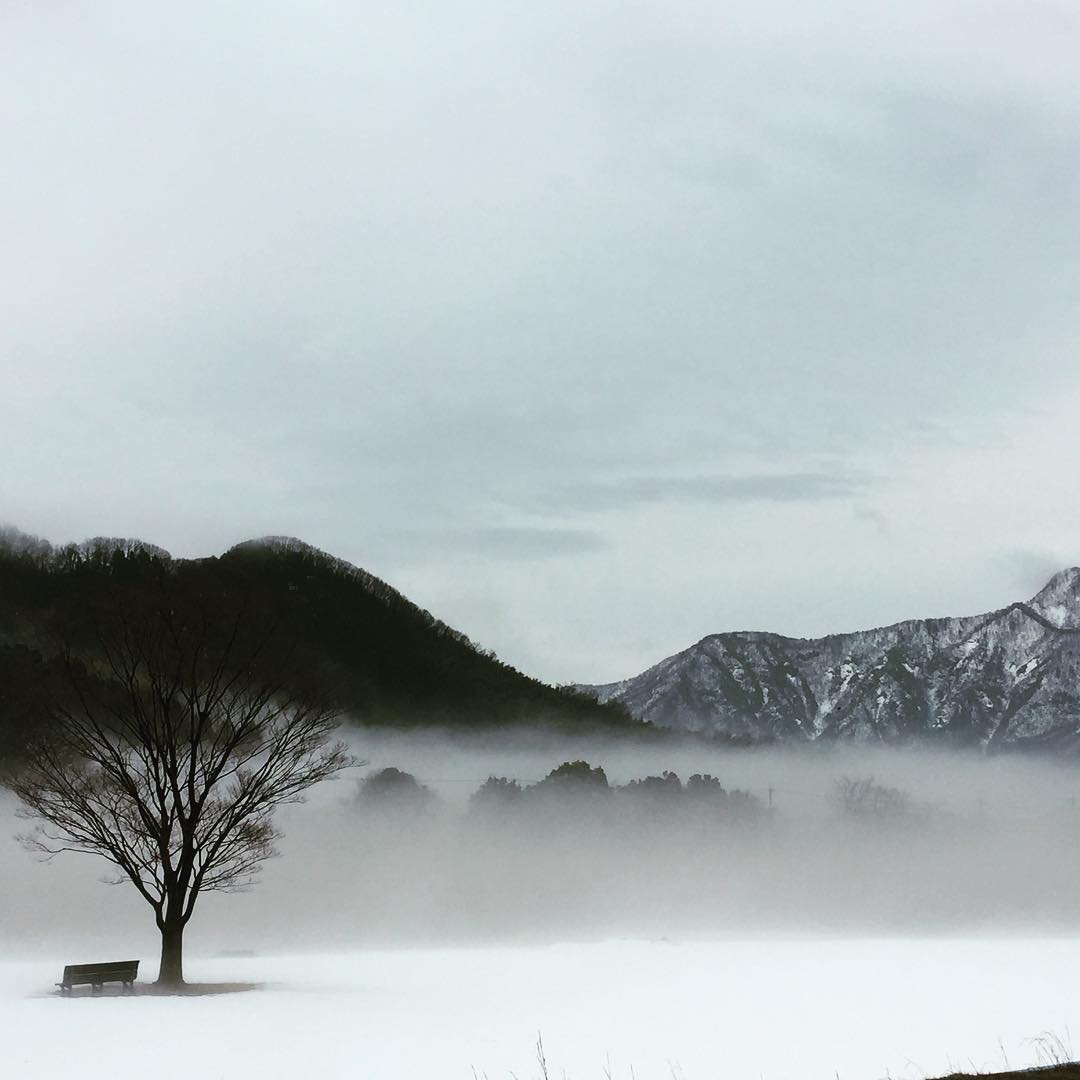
580 569 1080 748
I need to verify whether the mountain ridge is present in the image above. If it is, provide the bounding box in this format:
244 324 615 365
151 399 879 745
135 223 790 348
579 570 1080 749
0 527 639 764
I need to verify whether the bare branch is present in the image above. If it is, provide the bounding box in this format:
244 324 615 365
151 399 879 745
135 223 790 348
13 582 354 943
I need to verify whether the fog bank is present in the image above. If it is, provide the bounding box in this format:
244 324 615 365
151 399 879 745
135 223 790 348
3 733 1079 959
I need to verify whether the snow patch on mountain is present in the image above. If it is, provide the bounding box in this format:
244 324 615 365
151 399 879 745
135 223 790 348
580 571 1080 748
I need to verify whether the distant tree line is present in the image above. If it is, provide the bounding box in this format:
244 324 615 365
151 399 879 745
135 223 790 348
358 765 936 826
358 760 762 820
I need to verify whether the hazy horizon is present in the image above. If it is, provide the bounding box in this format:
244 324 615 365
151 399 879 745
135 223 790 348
4 522 1078 689
6 732 1080 960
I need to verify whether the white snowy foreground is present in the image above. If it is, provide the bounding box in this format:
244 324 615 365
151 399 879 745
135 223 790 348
0 938 1075 1080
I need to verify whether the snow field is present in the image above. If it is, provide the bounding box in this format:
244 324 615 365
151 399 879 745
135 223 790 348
0 938 1075 1080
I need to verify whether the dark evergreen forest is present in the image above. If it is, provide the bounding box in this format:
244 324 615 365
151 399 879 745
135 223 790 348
0 529 639 768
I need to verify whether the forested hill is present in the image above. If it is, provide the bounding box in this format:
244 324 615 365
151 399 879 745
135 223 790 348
0 528 639 762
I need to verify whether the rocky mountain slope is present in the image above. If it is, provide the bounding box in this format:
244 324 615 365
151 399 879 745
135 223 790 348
580 570 1080 748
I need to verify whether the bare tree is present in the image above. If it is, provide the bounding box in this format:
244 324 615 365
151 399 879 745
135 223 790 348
13 588 352 987
833 775 911 819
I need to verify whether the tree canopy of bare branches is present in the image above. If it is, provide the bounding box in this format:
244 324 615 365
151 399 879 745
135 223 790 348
13 578 352 986
833 775 911 820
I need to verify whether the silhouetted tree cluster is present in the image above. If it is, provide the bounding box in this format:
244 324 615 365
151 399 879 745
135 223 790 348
354 760 761 823
462 761 760 820
469 775 524 810
618 769 760 818
358 767 435 811
621 769 682 801
534 759 610 792
833 776 911 819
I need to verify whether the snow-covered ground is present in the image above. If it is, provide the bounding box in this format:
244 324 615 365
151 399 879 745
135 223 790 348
0 938 1076 1080
5 747 1080 1079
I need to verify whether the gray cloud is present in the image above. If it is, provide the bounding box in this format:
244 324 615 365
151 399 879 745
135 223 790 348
551 472 872 512
1 1 1079 681
390 527 609 562
997 549 1071 598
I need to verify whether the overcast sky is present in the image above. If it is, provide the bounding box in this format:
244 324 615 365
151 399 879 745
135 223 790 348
2 1 1079 684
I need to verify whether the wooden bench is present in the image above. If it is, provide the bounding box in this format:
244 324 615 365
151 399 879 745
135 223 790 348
57 960 139 995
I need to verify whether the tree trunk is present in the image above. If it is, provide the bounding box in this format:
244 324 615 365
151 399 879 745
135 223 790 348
157 920 185 987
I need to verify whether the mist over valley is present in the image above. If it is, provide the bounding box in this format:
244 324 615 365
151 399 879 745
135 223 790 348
5 0 1080 1072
